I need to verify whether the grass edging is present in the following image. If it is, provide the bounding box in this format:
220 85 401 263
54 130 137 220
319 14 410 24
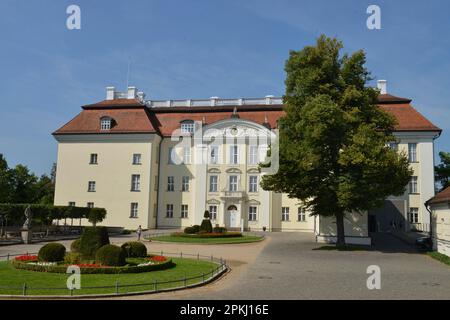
146 234 265 245
427 251 450 266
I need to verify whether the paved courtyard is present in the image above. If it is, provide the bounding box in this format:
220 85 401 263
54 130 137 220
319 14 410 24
1 232 450 299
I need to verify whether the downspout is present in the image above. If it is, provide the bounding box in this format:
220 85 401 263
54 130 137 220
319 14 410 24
154 136 163 230
425 200 433 249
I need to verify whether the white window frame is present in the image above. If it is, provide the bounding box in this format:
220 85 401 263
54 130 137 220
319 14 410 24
282 207 290 221
131 174 141 192
409 207 419 223
182 176 190 192
87 202 94 208
130 203 138 218
229 175 238 192
183 147 192 164
249 146 259 165
68 202 76 207
249 176 258 193
409 176 418 194
133 153 142 165
210 146 219 164
298 207 306 222
88 181 96 192
181 204 189 218
166 204 174 218
209 175 218 192
229 145 239 165
167 176 174 192
209 205 218 220
90 153 98 165
100 118 111 130
408 143 418 162
181 122 195 134
248 206 257 221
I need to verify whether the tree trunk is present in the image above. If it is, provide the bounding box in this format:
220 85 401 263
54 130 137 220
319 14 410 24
335 213 346 246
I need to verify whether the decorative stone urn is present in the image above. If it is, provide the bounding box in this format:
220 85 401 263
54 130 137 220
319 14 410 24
21 206 33 244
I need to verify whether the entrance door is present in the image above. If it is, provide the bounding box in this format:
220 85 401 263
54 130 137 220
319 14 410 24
227 205 239 228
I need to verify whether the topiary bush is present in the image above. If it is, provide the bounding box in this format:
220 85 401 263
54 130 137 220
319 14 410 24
200 219 213 233
95 244 126 267
64 252 81 264
213 227 227 234
121 241 147 258
79 227 110 259
38 243 66 262
70 238 81 253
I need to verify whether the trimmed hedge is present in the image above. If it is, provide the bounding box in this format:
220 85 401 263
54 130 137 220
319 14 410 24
12 257 174 274
172 232 243 239
95 244 126 266
184 225 200 234
200 219 213 233
79 227 110 259
121 241 147 258
213 227 227 234
70 239 81 253
38 243 66 262
0 203 107 226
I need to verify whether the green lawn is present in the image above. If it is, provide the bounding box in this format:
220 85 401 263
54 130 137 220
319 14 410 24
149 235 264 244
0 258 219 296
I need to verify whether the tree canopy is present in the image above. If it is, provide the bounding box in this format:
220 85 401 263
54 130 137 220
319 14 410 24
435 151 450 190
261 35 412 245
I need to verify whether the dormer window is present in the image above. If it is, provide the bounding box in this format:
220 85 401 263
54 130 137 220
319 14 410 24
180 120 194 134
100 117 112 131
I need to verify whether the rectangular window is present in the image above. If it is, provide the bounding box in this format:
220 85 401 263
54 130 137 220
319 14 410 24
409 176 418 194
181 122 195 134
210 146 219 164
249 176 258 193
298 207 306 222
90 153 98 165
249 146 259 165
282 207 290 221
409 207 419 223
131 174 141 191
181 204 189 218
183 147 192 164
408 143 417 162
230 145 239 165
182 176 190 192
133 154 142 165
130 203 138 218
166 204 174 218
68 202 76 207
249 206 257 221
209 205 218 220
100 119 111 130
88 181 96 192
229 175 238 192
209 175 218 192
87 202 94 208
167 176 174 192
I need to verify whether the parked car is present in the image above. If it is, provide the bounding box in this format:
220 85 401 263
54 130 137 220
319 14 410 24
415 237 432 251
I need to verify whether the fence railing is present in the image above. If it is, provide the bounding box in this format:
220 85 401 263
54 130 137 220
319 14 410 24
0 251 228 297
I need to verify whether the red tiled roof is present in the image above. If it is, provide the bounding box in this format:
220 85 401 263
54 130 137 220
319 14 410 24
53 94 441 136
53 108 157 135
426 186 450 205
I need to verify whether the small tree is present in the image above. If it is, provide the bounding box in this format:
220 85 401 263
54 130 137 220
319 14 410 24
87 208 107 227
200 210 213 233
435 151 450 190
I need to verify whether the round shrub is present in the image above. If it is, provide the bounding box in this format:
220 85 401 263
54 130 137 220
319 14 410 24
70 238 81 253
64 252 81 264
95 244 126 266
79 226 110 259
38 243 66 262
121 241 147 258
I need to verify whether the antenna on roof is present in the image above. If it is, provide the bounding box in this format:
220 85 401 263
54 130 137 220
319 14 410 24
126 56 132 89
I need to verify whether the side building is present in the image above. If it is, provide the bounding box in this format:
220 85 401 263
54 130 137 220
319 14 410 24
53 81 440 245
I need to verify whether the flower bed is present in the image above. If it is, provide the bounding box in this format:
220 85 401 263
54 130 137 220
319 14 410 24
171 232 243 239
14 255 38 262
12 255 174 274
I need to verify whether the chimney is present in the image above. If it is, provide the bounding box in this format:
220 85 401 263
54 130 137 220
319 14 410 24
377 80 387 94
210 96 219 107
106 87 115 100
127 86 138 99
265 95 274 105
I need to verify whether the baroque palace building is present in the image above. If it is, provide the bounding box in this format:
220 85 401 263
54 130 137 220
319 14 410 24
53 81 441 245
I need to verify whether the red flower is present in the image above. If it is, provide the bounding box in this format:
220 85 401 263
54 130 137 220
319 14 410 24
149 255 167 262
15 255 38 262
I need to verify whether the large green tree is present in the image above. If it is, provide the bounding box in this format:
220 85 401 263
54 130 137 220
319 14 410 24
435 151 450 190
0 154 12 203
261 35 411 245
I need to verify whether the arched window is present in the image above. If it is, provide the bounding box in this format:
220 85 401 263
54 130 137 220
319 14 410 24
100 117 112 131
180 120 194 134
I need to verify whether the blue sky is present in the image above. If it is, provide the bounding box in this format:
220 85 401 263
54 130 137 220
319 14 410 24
0 0 449 175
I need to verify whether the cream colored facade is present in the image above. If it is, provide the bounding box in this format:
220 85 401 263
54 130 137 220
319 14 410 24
430 202 450 256
53 86 440 246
